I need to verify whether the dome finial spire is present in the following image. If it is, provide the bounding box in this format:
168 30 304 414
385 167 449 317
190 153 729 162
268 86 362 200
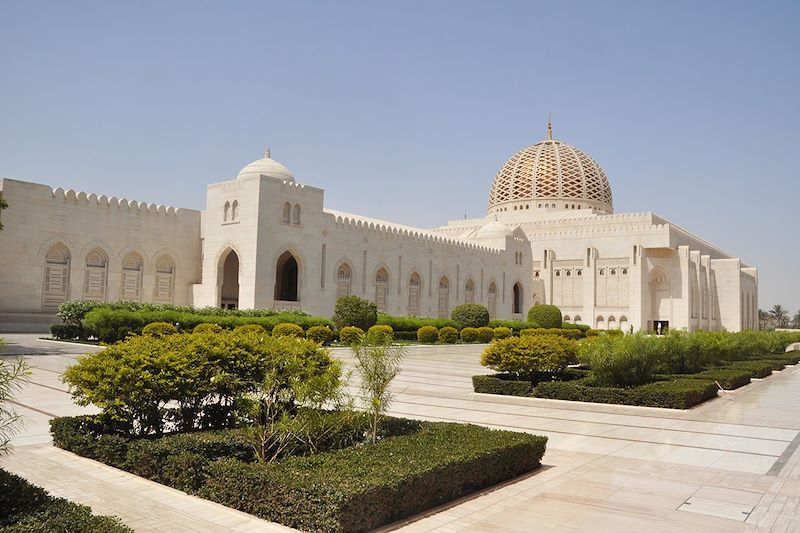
547 113 553 140
264 147 271 159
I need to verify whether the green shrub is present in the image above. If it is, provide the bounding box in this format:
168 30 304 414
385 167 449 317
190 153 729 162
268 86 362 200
727 360 776 378
586 329 601 337
234 324 267 335
527 304 562 329
437 326 459 344
417 326 438 343
306 325 333 345
534 378 718 409
683 368 751 390
332 295 377 331
520 328 583 340
581 333 661 387
50 324 83 340
562 323 591 333
339 326 364 346
0 468 132 531
193 323 223 334
493 326 512 340
476 327 495 343
367 325 393 342
488 319 541 332
450 304 490 329
604 329 624 337
197 423 547 533
272 323 304 338
62 332 341 436
460 327 480 343
377 314 459 332
142 322 178 337
481 335 578 381
472 374 532 396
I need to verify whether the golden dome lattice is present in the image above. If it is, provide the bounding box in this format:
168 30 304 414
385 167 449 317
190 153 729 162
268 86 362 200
488 138 613 213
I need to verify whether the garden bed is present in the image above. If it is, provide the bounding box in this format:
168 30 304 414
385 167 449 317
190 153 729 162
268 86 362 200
0 468 131 532
50 415 547 533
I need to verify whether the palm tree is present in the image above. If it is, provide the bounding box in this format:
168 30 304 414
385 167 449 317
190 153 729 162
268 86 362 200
793 310 800 330
759 309 772 330
770 304 790 329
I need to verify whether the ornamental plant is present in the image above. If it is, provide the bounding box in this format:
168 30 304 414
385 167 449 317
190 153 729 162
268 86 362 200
193 323 223 334
367 325 393 343
437 327 459 344
306 325 334 345
580 332 661 387
142 322 178 337
527 304 563 329
1 350 31 456
480 335 578 382
352 333 405 444
460 327 480 343
476 327 495 343
339 326 364 346
332 295 377 331
417 326 438 344
272 323 304 338
492 326 512 340
450 304 490 329
234 324 267 335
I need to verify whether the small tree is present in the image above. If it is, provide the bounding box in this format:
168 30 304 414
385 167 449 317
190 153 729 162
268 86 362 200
0 196 7 231
332 295 377 331
527 304 563 329
353 332 405 444
1 348 32 456
480 335 578 382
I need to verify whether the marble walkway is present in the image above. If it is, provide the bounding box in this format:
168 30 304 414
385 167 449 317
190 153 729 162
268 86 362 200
2 335 799 532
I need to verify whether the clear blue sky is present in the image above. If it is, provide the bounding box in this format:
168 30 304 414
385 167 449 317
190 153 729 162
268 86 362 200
1 1 798 312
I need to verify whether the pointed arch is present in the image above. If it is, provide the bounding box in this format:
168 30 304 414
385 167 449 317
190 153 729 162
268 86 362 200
513 282 523 314
573 315 582 324
488 281 498 319
275 250 299 302
336 262 353 298
596 315 605 329
282 202 291 223
231 199 239 221
224 200 231 222
375 267 389 312
154 254 176 303
292 203 301 225
437 276 450 318
608 315 617 330
120 251 144 301
464 278 475 304
619 315 629 331
408 272 422 316
218 247 240 309
84 247 109 301
43 243 71 309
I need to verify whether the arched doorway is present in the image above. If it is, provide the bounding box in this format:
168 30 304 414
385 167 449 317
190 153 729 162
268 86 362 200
513 282 523 314
275 251 299 302
220 249 240 309
488 282 497 319
375 268 389 312
649 268 671 333
437 276 449 318
408 273 421 315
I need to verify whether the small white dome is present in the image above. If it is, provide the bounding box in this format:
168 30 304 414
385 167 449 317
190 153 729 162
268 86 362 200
237 148 294 181
475 221 512 240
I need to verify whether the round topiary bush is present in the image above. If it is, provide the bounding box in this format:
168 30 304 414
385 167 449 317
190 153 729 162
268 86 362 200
233 324 266 335
493 326 512 340
193 323 222 334
306 325 333 345
272 323 304 338
476 326 495 343
527 304 563 329
417 326 438 344
438 326 459 344
367 324 393 342
450 304 490 329
332 295 378 331
339 326 364 346
460 327 480 343
142 322 178 337
480 334 579 381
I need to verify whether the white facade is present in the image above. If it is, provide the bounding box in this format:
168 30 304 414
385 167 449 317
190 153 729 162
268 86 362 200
0 133 757 332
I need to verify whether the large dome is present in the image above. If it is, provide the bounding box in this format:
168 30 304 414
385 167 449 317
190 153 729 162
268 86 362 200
237 148 294 181
488 130 613 214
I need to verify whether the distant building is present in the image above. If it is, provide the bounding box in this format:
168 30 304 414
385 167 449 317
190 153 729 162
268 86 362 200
0 125 757 332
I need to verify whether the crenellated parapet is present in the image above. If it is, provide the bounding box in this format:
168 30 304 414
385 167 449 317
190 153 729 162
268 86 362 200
49 187 196 218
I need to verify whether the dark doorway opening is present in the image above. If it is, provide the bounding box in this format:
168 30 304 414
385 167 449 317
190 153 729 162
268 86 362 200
513 282 523 314
220 250 240 309
653 320 669 335
275 251 299 301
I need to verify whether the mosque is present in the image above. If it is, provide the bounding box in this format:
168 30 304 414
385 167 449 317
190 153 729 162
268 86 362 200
0 123 758 332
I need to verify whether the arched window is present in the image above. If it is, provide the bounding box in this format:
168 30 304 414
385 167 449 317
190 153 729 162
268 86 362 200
437 276 450 318
120 251 144 301
619 316 629 331
336 263 352 298
375 268 389 312
219 249 240 309
464 279 475 304
563 315 571 323
43 243 70 309
292 204 301 225
223 201 231 222
488 282 497 318
84 248 108 301
275 251 299 302
608 315 617 330
408 273 421 315
231 200 239 221
154 255 175 304
282 202 291 223
513 282 523 314
596 316 605 330
574 315 582 324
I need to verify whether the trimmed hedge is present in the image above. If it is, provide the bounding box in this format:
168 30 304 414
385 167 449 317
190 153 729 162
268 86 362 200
437 326 459 344
272 323 304 338
493 326 512 340
0 468 131 532
476 326 495 343
339 326 364 346
193 323 222 334
450 304 490 329
727 360 776 378
377 314 459 333
142 322 178 337
520 328 583 340
417 326 438 343
197 423 547 533
527 304 562 329
488 319 541 332
50 323 84 340
533 378 718 409
306 325 334 345
367 324 393 341
683 368 751 390
472 374 532 396
460 327 480 343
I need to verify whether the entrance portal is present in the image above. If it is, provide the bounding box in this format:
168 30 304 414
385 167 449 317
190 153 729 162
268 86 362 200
654 320 669 335
275 251 299 302
220 250 240 309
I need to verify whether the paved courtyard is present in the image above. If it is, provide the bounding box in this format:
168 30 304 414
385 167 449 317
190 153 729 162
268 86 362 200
2 334 799 532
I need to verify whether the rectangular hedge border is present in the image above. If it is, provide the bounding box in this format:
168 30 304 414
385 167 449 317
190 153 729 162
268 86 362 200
533 378 718 409
0 468 131 532
472 374 533 396
682 368 752 390
727 360 777 378
197 423 546 533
